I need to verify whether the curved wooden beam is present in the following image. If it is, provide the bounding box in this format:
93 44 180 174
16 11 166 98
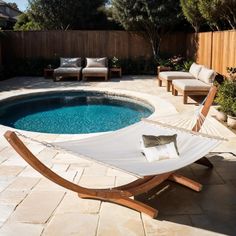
192 85 217 132
192 85 217 168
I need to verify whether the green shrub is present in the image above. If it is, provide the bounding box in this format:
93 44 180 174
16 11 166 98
215 80 236 116
3 57 157 77
156 54 193 72
4 58 60 77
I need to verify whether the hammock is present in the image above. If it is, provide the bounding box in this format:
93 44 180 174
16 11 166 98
54 119 223 178
4 85 224 218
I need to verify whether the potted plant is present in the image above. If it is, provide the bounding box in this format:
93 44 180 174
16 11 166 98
227 101 236 129
111 56 120 68
215 80 236 126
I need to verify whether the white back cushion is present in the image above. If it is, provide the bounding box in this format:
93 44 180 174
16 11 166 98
198 67 215 84
60 58 81 67
86 57 107 67
189 63 203 78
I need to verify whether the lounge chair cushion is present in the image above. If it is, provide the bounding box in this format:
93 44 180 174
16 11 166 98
189 63 203 78
86 58 107 68
60 58 81 68
82 67 108 74
173 79 211 91
198 67 215 84
54 67 82 74
159 71 195 81
141 139 179 162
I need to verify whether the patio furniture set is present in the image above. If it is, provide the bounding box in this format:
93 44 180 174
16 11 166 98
157 63 216 104
44 57 122 82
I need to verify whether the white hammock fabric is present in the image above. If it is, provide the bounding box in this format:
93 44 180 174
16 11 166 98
54 120 223 178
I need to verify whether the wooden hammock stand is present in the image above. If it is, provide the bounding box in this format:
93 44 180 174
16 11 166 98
4 86 217 218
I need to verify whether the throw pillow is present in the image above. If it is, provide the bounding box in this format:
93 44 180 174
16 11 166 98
86 57 107 68
60 58 81 68
142 134 179 155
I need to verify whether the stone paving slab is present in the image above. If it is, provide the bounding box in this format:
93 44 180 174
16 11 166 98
43 213 99 236
0 222 44 236
55 192 101 214
97 202 145 236
9 191 65 224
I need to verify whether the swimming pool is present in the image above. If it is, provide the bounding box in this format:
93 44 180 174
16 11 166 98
0 91 153 134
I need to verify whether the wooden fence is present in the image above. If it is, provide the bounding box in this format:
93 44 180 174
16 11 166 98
1 30 236 75
187 30 236 76
2 30 186 61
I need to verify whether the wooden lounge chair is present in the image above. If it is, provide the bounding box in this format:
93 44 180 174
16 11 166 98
172 67 216 104
4 86 220 218
158 63 202 92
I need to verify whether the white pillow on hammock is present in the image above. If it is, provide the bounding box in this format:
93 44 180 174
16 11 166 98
140 139 179 162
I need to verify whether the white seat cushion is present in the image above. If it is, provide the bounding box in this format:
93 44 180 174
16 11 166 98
54 67 82 74
173 79 211 91
189 63 203 78
159 71 195 81
82 67 108 74
198 67 215 84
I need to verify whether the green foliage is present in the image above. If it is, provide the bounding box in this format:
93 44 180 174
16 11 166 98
8 2 19 10
111 0 184 58
157 55 193 72
4 58 60 77
232 102 236 117
198 0 236 30
3 57 157 78
180 0 205 32
215 80 236 116
28 0 112 30
14 13 41 31
110 56 120 68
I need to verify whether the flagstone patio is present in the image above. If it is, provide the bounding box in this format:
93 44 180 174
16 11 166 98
0 76 236 236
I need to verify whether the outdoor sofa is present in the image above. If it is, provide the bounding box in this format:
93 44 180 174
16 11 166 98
82 57 108 81
172 66 216 104
158 62 202 92
54 58 82 81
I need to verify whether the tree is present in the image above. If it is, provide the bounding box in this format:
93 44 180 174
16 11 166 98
199 0 236 31
8 2 19 10
14 12 41 31
111 0 184 59
28 0 110 30
180 0 205 32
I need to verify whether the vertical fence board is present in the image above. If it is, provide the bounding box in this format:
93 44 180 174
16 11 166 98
212 30 236 75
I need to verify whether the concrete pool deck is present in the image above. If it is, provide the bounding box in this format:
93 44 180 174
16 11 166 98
0 76 236 236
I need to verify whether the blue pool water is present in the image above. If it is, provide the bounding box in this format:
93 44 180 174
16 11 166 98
0 92 153 134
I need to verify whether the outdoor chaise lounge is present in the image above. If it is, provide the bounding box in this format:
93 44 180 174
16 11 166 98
158 63 202 92
172 66 216 104
82 57 108 81
4 86 223 218
54 58 82 81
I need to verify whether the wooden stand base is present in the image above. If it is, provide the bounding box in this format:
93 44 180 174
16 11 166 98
4 131 205 218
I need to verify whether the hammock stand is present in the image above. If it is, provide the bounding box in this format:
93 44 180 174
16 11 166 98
4 86 217 218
